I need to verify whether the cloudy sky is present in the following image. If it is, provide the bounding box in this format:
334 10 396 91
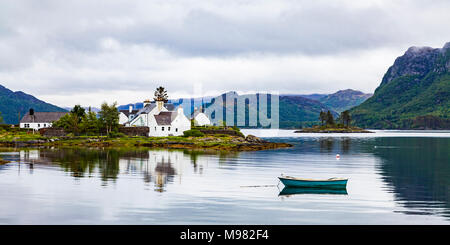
1 0 449 107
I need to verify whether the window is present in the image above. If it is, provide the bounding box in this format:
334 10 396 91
168 127 171 131
176 128 178 132
162 127 165 131
155 127 157 131
38 124 40 127
44 124 46 127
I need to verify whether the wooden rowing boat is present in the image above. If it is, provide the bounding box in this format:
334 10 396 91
278 175 348 188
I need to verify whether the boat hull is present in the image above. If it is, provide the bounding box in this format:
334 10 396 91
279 177 348 188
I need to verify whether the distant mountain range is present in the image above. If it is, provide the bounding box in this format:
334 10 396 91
318 89 372 113
0 85 67 124
351 42 450 129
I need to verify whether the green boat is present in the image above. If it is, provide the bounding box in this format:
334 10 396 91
278 175 348 188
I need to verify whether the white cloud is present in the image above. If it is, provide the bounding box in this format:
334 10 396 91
0 0 449 107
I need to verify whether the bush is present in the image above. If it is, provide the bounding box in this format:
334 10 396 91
183 129 205 137
107 132 126 138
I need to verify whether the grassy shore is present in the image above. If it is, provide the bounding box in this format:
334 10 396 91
0 127 292 151
294 125 373 133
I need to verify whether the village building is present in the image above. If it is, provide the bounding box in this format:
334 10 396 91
20 109 68 130
191 107 211 126
119 105 139 125
125 99 191 137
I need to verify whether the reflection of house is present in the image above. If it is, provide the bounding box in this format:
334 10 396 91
191 107 211 126
125 99 191 137
20 109 68 130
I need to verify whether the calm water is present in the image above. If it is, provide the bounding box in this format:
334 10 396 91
0 130 449 224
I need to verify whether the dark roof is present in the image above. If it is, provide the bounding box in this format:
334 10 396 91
119 109 139 117
154 111 177 125
164 103 175 111
20 112 68 123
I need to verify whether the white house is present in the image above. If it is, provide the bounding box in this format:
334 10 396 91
119 105 139 125
191 107 211 126
127 100 191 136
20 110 68 130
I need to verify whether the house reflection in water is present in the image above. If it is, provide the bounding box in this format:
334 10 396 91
14 148 213 192
119 150 202 192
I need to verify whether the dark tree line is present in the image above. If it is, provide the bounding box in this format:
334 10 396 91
319 110 352 127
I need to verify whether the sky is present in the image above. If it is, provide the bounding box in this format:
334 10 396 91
1 0 450 107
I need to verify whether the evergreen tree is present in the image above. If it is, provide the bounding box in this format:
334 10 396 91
326 110 335 126
70 105 86 123
154 86 168 102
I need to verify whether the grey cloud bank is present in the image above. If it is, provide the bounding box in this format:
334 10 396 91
0 0 449 107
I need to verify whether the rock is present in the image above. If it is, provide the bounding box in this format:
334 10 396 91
245 135 266 143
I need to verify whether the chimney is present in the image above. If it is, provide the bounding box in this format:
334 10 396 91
129 105 133 113
29 108 35 123
143 99 150 107
177 106 184 116
157 100 164 112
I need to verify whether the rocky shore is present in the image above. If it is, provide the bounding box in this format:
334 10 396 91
0 134 292 152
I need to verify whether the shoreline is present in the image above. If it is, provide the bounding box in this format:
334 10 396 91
0 135 292 152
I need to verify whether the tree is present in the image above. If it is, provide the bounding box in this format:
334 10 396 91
326 110 335 126
98 102 120 135
71 105 86 123
53 113 81 135
154 86 168 102
319 111 327 126
341 110 351 127
80 111 100 135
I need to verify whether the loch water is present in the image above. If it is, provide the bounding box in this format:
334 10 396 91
0 130 449 224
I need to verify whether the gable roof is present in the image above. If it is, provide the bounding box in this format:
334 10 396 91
20 112 68 123
119 109 139 117
154 111 177 125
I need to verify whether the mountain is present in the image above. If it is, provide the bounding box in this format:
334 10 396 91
63 106 101 113
202 92 337 129
282 93 328 101
318 89 372 113
0 84 67 124
351 42 450 129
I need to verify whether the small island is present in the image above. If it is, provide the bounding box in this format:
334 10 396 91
294 110 373 133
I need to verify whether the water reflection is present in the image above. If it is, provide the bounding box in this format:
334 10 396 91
279 187 348 196
373 137 450 218
2 147 233 193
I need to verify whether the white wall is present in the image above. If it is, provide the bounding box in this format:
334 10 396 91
194 113 211 126
119 112 129 125
20 122 52 130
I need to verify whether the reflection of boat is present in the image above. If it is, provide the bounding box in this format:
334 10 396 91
279 187 348 196
278 175 348 188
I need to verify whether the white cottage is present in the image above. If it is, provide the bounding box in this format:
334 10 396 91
127 100 191 136
191 107 211 126
20 110 68 130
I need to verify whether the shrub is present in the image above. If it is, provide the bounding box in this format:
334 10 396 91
183 129 205 137
107 132 126 138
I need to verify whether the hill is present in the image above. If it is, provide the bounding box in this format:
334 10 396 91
351 42 450 129
0 84 67 124
202 92 337 129
318 89 372 113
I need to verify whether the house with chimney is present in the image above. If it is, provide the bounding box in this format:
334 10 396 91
20 109 68 130
126 99 191 137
